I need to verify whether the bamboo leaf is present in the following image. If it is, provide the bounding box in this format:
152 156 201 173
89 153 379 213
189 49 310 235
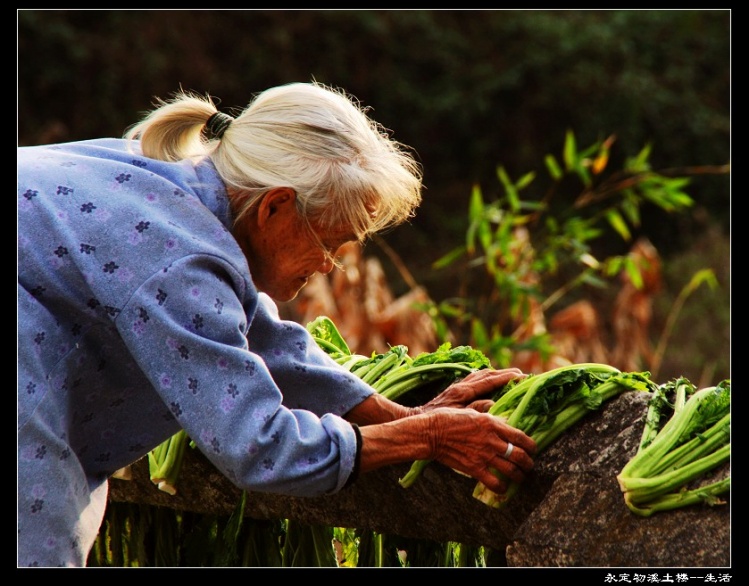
605 209 632 241
545 154 563 180
563 129 577 170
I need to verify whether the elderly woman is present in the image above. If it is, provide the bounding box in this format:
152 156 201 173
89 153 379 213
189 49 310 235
17 81 536 567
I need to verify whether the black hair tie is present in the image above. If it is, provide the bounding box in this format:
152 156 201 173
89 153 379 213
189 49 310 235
204 111 234 140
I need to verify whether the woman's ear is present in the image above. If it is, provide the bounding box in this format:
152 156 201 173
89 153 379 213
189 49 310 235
257 187 297 227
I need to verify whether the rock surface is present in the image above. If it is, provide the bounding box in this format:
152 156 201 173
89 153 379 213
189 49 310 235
108 391 730 567
506 391 731 567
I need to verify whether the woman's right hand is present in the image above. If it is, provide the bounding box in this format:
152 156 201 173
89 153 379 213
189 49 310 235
423 407 536 494
357 407 536 495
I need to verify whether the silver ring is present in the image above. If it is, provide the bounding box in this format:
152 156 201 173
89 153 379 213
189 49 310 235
504 442 514 459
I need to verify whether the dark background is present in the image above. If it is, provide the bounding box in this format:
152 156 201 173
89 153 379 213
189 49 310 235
17 9 731 383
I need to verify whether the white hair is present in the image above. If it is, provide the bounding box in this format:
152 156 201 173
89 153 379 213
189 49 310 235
125 81 423 240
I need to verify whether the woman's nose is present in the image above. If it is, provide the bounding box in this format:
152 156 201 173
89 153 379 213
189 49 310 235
318 257 336 274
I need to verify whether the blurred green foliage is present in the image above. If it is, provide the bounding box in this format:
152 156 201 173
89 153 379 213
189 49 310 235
424 129 727 382
22 10 730 567
17 10 729 261
18 9 730 382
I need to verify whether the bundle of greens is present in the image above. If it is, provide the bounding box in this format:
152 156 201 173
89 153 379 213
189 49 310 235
467 363 658 508
147 429 192 495
307 315 492 402
616 377 731 517
143 316 493 495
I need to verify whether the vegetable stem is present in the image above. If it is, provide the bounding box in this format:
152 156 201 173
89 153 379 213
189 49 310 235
617 379 730 516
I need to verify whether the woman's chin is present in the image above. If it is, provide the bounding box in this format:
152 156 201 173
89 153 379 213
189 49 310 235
267 280 307 303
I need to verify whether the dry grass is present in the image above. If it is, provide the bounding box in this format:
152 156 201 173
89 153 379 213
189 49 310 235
281 224 730 388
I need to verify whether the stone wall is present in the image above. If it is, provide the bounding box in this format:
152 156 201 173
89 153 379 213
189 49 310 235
108 391 730 567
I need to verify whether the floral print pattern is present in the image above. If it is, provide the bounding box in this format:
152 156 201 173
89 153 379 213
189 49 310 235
17 139 373 566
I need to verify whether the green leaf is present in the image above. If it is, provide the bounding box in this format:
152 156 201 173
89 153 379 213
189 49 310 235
626 143 653 172
477 217 492 254
466 185 485 254
516 170 536 190
623 257 644 289
306 316 350 355
497 166 520 212
468 183 484 221
563 129 577 171
432 245 467 269
683 268 718 295
544 154 564 180
605 209 632 241
579 271 608 289
410 343 491 370
620 195 641 226
470 318 490 349
573 162 592 188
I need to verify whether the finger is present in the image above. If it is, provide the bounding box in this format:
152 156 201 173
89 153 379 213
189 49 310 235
503 441 532 472
495 422 538 456
497 439 535 475
466 367 524 385
474 469 509 495
451 368 526 399
479 456 531 493
490 457 528 484
466 399 494 413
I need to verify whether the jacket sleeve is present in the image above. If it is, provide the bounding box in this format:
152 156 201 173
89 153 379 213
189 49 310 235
117 253 367 496
248 292 376 416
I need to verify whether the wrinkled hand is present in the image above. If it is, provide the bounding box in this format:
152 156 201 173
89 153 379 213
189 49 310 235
414 368 526 415
423 407 536 495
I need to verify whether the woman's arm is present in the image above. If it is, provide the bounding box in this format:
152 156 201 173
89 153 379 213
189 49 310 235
345 367 526 425
356 407 537 495
344 368 534 494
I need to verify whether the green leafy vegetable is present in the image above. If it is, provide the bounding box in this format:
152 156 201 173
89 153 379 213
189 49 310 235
148 429 192 495
307 315 351 355
373 343 490 401
306 317 493 405
617 378 730 516
471 363 658 508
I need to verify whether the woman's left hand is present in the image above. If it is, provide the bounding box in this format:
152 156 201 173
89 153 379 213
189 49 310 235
415 368 526 414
